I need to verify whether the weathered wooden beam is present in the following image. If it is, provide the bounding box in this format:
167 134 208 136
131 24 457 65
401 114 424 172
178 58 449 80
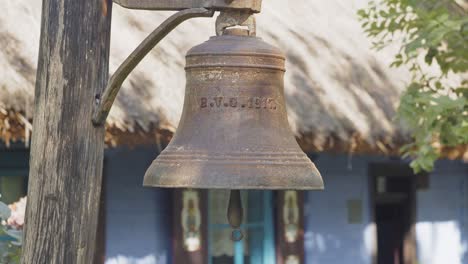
114 0 204 10
114 0 262 12
21 0 112 263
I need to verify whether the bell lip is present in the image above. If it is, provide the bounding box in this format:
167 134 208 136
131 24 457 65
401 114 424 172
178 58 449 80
142 183 325 191
143 151 325 190
143 164 324 190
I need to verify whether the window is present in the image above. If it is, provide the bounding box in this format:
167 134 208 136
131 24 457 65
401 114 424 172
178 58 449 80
0 150 29 242
208 190 275 264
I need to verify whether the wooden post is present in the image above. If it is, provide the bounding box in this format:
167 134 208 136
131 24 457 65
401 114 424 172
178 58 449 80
21 0 112 263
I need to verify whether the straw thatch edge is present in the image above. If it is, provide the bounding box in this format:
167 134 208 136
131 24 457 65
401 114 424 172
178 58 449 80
2 109 466 161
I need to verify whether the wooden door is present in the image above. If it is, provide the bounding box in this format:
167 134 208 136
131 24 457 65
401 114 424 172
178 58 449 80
370 163 418 264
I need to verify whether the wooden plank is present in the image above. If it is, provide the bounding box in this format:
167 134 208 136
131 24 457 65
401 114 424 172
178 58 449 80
275 191 305 264
93 161 107 264
0 150 29 177
114 0 261 12
0 169 29 177
172 189 208 264
247 191 263 263
21 0 113 263
263 191 275 264
114 0 204 10
0 150 29 169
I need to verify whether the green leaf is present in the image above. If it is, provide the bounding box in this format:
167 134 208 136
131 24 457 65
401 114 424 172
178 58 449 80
424 47 438 65
357 9 368 18
359 0 468 174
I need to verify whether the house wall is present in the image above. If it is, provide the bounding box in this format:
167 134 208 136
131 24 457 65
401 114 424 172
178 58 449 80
1 145 466 264
416 160 468 264
304 154 377 264
104 146 172 264
304 154 468 264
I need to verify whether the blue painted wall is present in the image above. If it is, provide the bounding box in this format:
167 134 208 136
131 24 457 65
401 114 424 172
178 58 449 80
304 154 468 264
304 154 379 264
100 146 467 264
416 160 468 264
104 146 172 264
2 145 464 264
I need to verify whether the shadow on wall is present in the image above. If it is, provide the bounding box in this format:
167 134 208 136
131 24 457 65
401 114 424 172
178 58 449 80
104 146 172 264
303 154 378 264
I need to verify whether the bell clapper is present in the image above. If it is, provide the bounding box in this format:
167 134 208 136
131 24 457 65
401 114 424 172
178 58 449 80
227 190 244 241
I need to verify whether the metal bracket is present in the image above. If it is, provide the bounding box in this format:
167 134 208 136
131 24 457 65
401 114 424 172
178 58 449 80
92 0 262 126
113 0 262 13
216 10 256 36
92 8 214 126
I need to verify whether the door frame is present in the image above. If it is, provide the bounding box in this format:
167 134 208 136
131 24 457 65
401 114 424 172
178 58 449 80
275 190 306 264
172 189 208 264
368 162 419 264
172 189 308 264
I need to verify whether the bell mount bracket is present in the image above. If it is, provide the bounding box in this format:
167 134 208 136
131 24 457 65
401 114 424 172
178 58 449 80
92 0 261 126
113 0 262 12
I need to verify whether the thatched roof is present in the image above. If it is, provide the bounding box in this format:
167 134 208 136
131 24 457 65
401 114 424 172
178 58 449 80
1 0 466 158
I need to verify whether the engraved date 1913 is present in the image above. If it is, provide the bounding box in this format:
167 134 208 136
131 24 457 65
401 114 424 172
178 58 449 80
200 96 278 110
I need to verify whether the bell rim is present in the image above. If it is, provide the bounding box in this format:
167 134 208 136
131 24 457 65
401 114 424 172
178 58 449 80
142 183 324 190
143 158 324 190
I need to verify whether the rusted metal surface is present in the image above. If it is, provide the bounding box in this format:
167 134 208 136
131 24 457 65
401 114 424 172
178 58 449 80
92 8 214 126
216 10 256 36
144 28 324 190
92 3 259 127
113 0 262 13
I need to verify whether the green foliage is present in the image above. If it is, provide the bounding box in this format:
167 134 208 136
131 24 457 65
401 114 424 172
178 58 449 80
0 238 21 264
358 0 468 172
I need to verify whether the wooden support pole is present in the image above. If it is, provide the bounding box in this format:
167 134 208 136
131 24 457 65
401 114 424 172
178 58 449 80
21 0 112 263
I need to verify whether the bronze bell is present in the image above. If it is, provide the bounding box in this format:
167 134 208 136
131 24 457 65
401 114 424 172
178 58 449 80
144 28 323 190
